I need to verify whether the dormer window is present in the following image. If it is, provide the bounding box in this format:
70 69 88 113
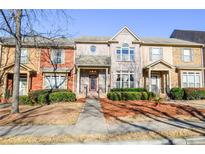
90 45 96 53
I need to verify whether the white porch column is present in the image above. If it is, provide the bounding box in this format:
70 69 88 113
105 68 108 93
3 73 8 99
148 69 151 92
26 72 30 95
76 68 80 94
168 70 172 90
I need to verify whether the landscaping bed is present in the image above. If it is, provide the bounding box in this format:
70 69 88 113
0 102 84 126
100 98 205 122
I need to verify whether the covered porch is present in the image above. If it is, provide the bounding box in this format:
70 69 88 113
75 55 111 97
1 63 35 97
143 60 175 94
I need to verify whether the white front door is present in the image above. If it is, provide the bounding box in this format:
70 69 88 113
151 75 160 93
19 78 27 96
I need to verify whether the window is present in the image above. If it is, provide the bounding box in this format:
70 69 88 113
51 49 63 64
90 46 96 53
150 47 163 61
116 45 135 62
182 48 193 62
20 48 28 64
115 71 135 88
182 72 201 88
44 75 66 89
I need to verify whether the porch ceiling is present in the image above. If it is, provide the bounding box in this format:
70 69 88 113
76 55 111 67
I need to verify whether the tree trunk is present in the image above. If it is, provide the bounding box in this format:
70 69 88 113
11 10 22 114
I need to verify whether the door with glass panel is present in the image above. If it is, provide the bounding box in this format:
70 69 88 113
151 75 160 93
19 78 27 96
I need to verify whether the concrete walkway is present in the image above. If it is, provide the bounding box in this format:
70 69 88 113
73 98 108 134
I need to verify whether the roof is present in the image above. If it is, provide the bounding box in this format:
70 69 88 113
141 37 203 46
170 29 205 44
74 36 203 46
75 55 111 67
144 59 174 69
0 36 74 48
0 63 35 72
41 67 72 73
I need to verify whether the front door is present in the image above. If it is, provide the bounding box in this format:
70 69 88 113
90 75 97 91
151 75 160 93
19 78 27 96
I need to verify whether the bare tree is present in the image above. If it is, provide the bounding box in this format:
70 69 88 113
0 9 72 113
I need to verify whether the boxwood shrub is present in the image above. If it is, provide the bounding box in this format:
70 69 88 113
184 88 205 100
49 92 76 103
170 87 185 100
107 91 153 101
110 88 147 92
19 95 32 105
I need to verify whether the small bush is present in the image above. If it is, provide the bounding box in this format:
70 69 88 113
141 92 149 100
49 92 76 103
19 95 32 105
184 88 205 100
147 92 156 100
110 88 147 92
170 87 184 100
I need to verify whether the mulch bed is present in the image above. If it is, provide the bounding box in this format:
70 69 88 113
100 98 205 120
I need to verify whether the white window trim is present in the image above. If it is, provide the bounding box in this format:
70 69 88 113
150 47 163 61
180 71 202 88
20 48 29 64
115 69 135 88
181 48 193 62
43 73 67 89
51 49 64 64
116 46 135 62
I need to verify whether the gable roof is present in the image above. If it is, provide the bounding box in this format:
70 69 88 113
109 26 141 42
144 59 174 69
1 63 35 72
170 29 205 44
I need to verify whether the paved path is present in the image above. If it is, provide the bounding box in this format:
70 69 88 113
0 98 205 138
73 98 108 134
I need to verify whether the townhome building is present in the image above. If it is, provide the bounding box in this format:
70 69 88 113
0 37 75 98
0 26 204 99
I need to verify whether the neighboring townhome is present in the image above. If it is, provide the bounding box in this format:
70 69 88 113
74 26 204 97
0 37 75 98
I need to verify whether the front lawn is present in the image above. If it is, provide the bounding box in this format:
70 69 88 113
100 98 205 123
0 101 85 126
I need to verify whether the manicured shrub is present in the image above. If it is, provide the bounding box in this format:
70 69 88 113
19 95 32 105
107 91 146 101
170 87 184 100
110 88 147 92
184 88 205 100
49 92 76 103
141 92 149 100
147 92 156 100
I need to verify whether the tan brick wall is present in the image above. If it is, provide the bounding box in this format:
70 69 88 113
173 47 202 67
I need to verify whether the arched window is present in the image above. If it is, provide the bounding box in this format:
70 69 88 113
122 43 129 47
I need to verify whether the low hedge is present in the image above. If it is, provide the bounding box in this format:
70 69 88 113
49 92 76 103
107 91 155 101
110 88 147 92
170 87 205 100
19 95 32 105
184 88 205 100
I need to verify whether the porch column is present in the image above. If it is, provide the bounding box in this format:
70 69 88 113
168 70 172 91
105 68 108 93
76 67 80 94
26 72 30 95
148 69 151 92
3 73 8 99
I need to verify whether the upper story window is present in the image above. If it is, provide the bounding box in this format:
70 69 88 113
51 49 64 64
20 48 28 64
182 48 193 62
90 45 96 53
150 47 163 61
116 43 135 62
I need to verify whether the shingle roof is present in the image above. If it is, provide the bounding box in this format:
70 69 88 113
0 36 74 47
75 36 111 42
141 37 203 46
75 55 111 67
170 29 205 44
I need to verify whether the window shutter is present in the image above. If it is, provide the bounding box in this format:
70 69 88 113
149 47 152 61
181 49 184 62
160 48 163 59
61 50 65 64
191 49 194 62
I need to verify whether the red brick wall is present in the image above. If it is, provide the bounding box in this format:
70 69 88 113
30 73 43 91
